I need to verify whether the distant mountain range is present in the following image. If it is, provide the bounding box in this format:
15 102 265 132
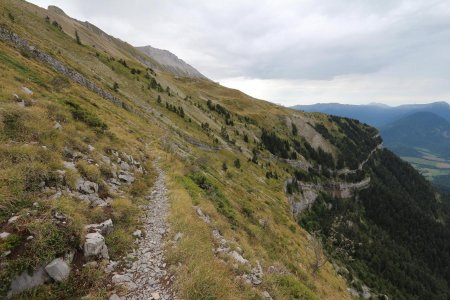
291 101 450 127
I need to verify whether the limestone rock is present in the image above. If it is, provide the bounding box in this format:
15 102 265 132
21 86 33 95
112 274 131 283
151 292 160 299
120 161 130 171
194 206 210 223
45 258 70 282
133 229 142 238
84 232 109 259
77 193 106 207
118 172 135 183
63 161 76 170
85 219 114 236
76 178 98 194
262 291 273 300
0 232 10 239
173 232 183 242
109 294 122 300
7 267 49 298
8 215 19 224
229 250 248 265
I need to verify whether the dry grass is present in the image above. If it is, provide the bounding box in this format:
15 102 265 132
0 1 354 298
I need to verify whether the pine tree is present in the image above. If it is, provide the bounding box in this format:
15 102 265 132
292 123 298 136
234 159 241 169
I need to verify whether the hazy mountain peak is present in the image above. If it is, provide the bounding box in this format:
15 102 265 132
137 45 207 79
47 5 67 16
368 102 390 107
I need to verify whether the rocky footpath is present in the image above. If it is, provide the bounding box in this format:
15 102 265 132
111 163 175 300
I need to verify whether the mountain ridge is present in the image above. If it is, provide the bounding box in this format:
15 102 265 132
137 45 207 79
292 101 450 127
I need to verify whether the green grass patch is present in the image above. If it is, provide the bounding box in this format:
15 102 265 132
0 50 44 85
267 274 320 300
189 172 237 226
64 100 108 132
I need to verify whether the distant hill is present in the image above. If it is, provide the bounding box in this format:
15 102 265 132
137 45 207 79
291 102 450 127
381 112 450 158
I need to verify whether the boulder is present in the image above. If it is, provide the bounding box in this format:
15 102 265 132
77 193 106 207
84 232 109 259
151 292 160 300
118 172 135 183
194 206 210 223
101 155 111 164
45 258 70 282
0 232 10 239
8 216 20 224
262 291 273 300
85 219 114 236
76 179 98 194
132 229 142 238
63 161 76 170
53 121 62 130
21 86 33 95
110 294 122 300
173 232 183 242
120 161 130 171
229 250 248 265
7 267 49 298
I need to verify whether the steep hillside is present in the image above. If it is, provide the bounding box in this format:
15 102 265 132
0 1 449 300
137 45 207 79
381 112 450 158
300 150 450 299
292 101 450 127
380 112 450 190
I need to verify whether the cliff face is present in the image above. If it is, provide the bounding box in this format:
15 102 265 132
289 177 371 215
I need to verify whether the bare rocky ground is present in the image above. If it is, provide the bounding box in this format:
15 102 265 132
111 163 176 300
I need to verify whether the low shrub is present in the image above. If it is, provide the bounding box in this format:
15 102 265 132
76 160 101 183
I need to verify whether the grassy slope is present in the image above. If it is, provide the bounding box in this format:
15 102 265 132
0 1 381 299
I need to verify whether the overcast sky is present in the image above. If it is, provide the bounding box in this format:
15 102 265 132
28 0 450 106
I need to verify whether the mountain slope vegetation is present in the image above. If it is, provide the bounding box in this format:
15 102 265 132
381 112 450 158
0 1 449 299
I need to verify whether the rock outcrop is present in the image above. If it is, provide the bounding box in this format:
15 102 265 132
0 26 124 108
45 258 70 282
84 232 109 259
289 177 371 215
7 267 50 298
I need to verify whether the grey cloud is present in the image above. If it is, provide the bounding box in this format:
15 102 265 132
28 0 450 104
